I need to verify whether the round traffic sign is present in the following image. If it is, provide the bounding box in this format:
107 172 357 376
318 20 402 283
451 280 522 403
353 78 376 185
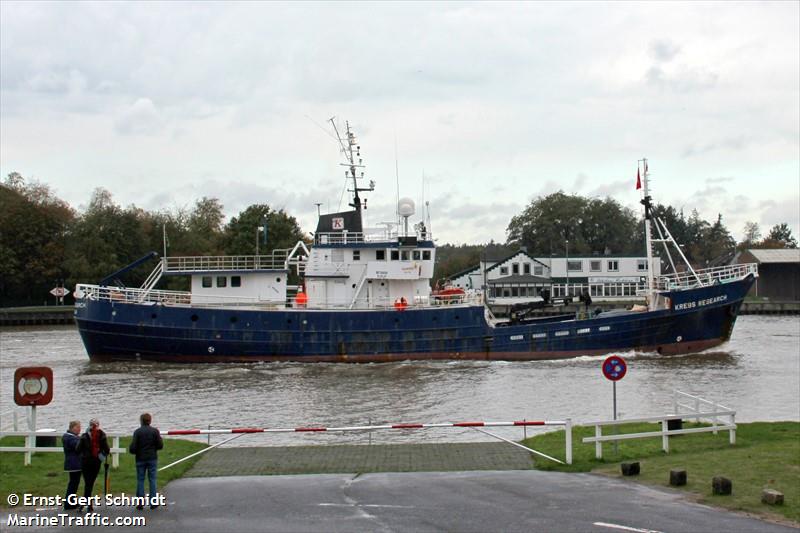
602 355 627 381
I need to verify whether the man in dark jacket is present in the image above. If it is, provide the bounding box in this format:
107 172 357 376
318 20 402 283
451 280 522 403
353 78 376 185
129 413 163 509
62 420 82 510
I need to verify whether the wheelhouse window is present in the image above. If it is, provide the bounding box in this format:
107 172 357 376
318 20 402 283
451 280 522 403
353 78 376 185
422 250 431 260
353 250 361 261
590 260 601 272
607 260 619 272
202 276 212 288
376 250 386 261
413 250 421 260
391 250 400 261
231 276 242 287
567 261 583 272
401 250 410 261
637 259 648 271
216 276 227 287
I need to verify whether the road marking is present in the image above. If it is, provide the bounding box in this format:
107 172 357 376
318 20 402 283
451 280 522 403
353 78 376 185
594 522 664 533
319 503 415 509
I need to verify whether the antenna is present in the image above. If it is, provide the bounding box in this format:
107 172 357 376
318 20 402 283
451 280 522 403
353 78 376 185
395 129 400 228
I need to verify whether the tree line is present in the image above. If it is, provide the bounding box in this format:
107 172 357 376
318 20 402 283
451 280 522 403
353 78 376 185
0 173 305 306
1 173 795 306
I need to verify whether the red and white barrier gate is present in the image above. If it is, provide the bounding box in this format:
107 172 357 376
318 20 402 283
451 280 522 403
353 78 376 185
159 419 573 471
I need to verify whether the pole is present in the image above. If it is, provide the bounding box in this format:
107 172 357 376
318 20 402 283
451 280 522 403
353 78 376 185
613 381 618 455
25 405 36 466
565 239 570 299
255 227 259 257
641 158 656 309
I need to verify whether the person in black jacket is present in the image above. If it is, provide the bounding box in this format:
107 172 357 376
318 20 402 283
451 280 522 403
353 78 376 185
62 420 82 510
76 418 110 512
129 413 163 509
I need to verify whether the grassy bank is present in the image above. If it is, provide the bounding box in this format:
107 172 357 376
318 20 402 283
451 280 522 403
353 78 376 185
522 421 799 523
0 436 206 508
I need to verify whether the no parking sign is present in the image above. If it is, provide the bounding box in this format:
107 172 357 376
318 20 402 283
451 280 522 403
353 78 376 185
602 355 627 381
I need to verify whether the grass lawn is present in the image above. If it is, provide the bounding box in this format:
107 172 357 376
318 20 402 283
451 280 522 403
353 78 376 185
522 421 799 524
0 436 206 509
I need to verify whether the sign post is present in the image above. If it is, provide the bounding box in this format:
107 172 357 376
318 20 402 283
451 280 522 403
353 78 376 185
601 355 627 454
14 367 54 466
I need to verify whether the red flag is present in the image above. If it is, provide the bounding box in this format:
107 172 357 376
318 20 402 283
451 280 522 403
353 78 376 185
636 168 642 190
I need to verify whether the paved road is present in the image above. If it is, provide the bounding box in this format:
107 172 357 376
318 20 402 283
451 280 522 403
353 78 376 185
8 470 793 533
187 442 535 476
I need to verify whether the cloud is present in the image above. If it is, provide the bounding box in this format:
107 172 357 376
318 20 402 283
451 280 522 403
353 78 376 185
114 98 164 135
683 137 748 158
649 39 681 63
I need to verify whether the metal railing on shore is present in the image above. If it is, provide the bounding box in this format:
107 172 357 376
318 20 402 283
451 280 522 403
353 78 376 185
582 390 736 459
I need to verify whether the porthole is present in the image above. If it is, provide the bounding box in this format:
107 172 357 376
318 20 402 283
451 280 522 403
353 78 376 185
151 313 157 319
230 316 238 324
190 314 199 322
287 319 293 324
352 284 357 288
276 277 282 283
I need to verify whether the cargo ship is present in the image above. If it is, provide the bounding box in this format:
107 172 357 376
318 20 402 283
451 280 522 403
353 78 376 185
74 121 757 362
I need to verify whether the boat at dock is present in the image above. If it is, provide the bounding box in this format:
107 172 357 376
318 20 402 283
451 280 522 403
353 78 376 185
73 122 757 362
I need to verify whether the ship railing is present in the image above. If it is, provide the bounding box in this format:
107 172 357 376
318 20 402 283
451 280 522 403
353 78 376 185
75 284 273 308
656 263 758 291
315 228 432 245
163 253 293 273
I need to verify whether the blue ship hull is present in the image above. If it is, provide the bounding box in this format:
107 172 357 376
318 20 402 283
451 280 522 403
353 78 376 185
74 275 754 363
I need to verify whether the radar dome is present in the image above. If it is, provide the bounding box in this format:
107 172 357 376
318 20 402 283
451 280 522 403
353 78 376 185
398 197 415 217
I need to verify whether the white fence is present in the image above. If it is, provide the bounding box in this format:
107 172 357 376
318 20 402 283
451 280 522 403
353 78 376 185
582 390 736 459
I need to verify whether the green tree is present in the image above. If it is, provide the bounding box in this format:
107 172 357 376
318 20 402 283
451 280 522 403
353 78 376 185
761 223 798 249
507 191 640 256
224 205 307 256
0 174 75 305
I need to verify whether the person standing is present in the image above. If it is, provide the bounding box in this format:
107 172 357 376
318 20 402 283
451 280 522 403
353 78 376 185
129 413 163 510
62 420 82 510
77 418 110 512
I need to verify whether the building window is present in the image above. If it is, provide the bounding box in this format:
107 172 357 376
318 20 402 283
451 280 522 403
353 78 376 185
401 250 410 261
231 276 242 287
422 250 431 260
391 250 400 261
523 263 531 275
590 260 601 272
202 276 212 288
512 263 519 275
608 260 619 272
534 265 543 276
376 250 386 261
511 287 519 297
500 266 509 275
216 276 227 288
413 250 421 260
637 259 648 271
567 260 583 272
353 250 360 261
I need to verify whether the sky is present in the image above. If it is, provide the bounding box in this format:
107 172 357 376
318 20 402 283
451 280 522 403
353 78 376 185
1 1 798 245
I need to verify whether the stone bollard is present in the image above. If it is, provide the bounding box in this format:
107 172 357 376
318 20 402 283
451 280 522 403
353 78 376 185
761 489 784 506
670 469 687 486
712 476 732 495
621 462 640 476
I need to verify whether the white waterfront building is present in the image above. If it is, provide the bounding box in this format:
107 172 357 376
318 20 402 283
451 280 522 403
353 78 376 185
448 249 661 303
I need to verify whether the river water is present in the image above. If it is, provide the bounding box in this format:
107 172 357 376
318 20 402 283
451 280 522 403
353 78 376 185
1 315 798 446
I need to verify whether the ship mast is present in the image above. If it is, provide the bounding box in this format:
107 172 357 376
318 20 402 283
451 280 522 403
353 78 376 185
640 158 656 309
329 118 374 214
